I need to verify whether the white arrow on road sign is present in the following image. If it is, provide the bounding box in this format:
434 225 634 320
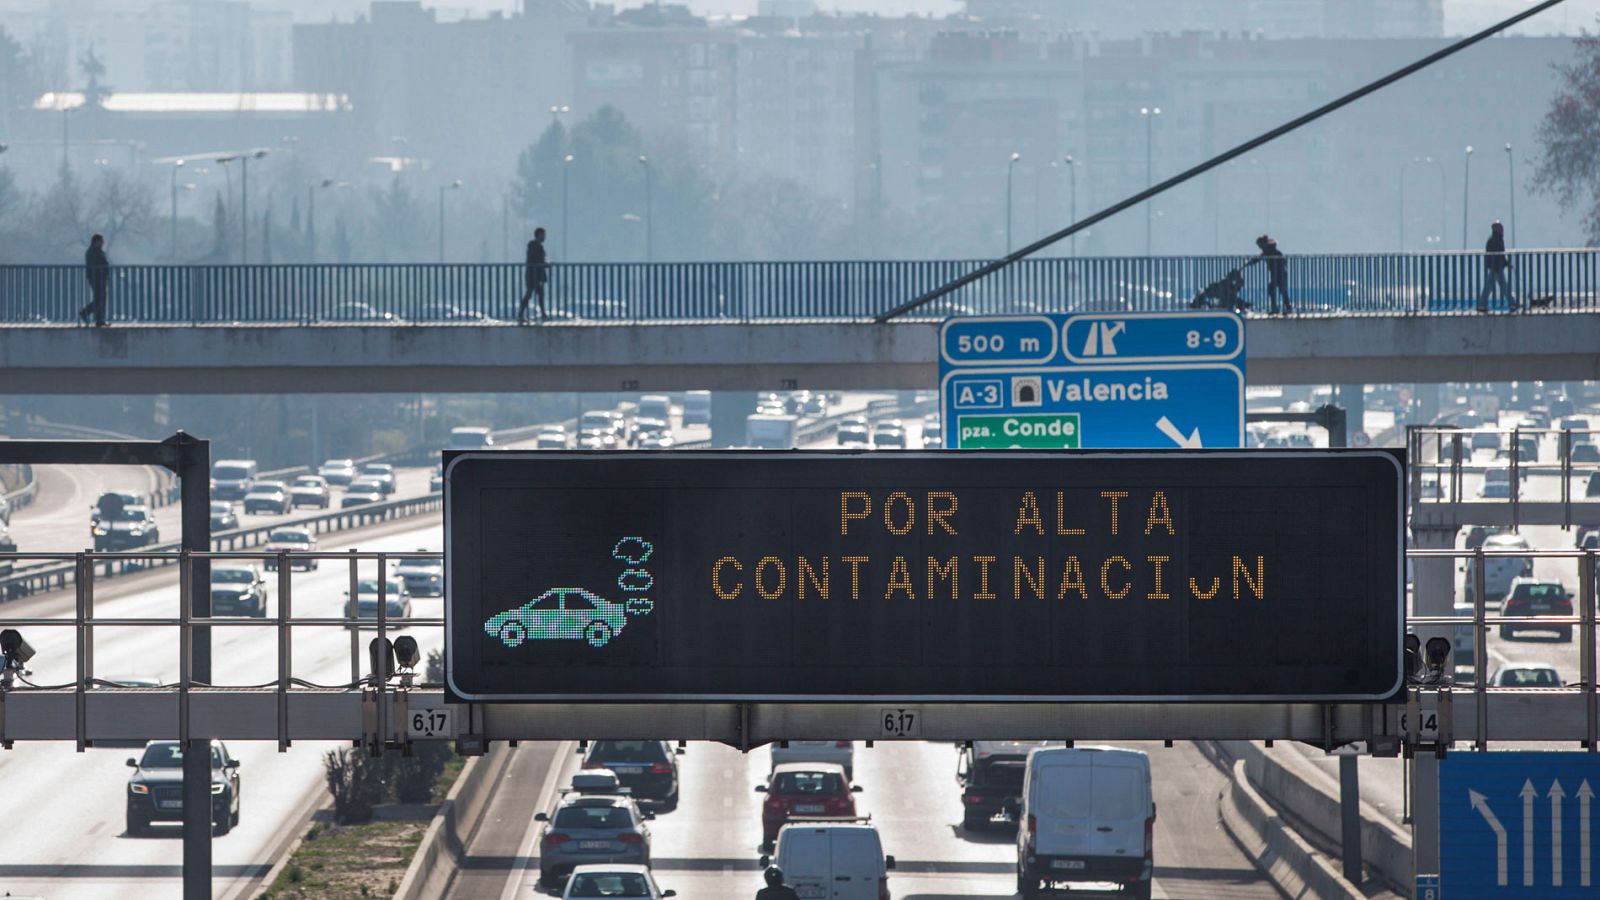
1551 780 1567 886
1155 416 1203 449
1470 789 1510 886
1522 779 1538 887
1581 780 1594 887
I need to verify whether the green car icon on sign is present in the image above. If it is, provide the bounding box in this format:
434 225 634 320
484 588 629 649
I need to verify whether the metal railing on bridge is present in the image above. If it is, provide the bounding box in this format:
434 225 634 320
3 249 1597 324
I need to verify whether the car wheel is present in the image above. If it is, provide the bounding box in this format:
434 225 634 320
1129 878 1153 900
126 809 147 836
1499 625 1513 641
1561 627 1573 642
499 621 527 648
963 810 987 831
232 802 241 828
584 620 614 648
213 797 232 836
1018 864 1039 900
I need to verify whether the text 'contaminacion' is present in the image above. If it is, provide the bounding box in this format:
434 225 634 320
710 490 1267 603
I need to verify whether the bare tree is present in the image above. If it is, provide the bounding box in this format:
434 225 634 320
34 169 159 259
1532 29 1600 244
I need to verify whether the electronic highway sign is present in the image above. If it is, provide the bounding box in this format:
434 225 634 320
939 311 1245 449
444 450 1402 703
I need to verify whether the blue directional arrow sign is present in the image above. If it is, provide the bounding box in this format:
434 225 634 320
939 311 1245 449
1441 751 1600 898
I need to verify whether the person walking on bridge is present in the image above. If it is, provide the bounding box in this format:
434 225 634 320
1475 220 1518 313
78 233 110 326
1254 234 1292 316
519 226 549 324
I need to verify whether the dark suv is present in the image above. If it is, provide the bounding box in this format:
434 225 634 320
92 504 160 551
582 740 683 809
126 739 242 836
1501 578 1574 641
958 740 1060 830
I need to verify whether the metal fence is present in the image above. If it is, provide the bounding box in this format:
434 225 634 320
0 545 1596 749
3 250 1597 324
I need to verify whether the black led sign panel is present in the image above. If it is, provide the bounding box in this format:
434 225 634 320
444 451 1403 703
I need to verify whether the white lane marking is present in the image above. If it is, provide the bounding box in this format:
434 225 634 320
498 740 576 900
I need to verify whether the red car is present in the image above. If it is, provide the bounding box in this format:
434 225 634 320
758 762 859 847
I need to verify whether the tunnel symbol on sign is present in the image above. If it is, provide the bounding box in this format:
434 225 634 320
1013 376 1042 407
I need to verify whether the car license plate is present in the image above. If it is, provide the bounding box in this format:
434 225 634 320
579 840 612 850
157 800 182 810
794 803 825 813
1052 860 1086 870
796 886 827 899
613 766 643 774
1530 603 1551 612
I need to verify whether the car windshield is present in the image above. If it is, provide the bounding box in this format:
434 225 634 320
213 466 251 480
270 531 311 544
773 771 844 794
322 460 353 469
248 485 281 495
1512 583 1566 601
210 502 231 514
293 477 322 488
553 805 635 830
350 482 380 493
357 580 404 595
588 741 664 763
566 872 652 897
396 559 440 572
838 427 868 442
1501 668 1561 686
109 507 149 522
212 569 254 584
139 743 222 768
363 465 391 474
971 760 1028 789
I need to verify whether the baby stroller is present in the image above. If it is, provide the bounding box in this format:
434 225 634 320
1189 265 1252 313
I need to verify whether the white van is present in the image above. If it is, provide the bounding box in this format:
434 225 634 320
448 426 494 450
682 390 711 426
767 822 895 900
1017 746 1154 900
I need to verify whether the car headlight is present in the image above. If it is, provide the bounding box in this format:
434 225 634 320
94 526 109 535
429 576 440 582
211 782 226 794
130 782 149 794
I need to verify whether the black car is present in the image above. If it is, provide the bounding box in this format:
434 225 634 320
126 739 242 836
582 740 682 809
0 523 15 578
93 504 160 551
210 565 268 618
209 501 240 532
958 741 1056 830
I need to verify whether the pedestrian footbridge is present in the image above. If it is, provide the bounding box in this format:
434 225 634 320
0 254 1596 393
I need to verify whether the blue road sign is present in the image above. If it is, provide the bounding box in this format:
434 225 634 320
1441 751 1600 898
939 311 1245 449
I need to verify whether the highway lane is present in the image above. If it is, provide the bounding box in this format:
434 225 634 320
7 462 435 559
0 517 445 900
487 739 1275 900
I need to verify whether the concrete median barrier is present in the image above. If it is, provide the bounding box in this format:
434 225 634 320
393 743 517 900
1220 757 1366 900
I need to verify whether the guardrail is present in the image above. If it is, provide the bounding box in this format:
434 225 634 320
1408 425 1600 530
2 250 1597 324
0 545 1595 749
0 492 442 601
1 464 36 518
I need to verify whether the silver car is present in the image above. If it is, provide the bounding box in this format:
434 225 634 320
536 794 654 887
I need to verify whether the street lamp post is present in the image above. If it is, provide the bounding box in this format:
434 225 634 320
562 154 574 259
438 179 463 262
220 149 269 263
639 155 653 262
1462 145 1474 249
1005 152 1020 254
1064 155 1077 257
170 159 185 259
307 179 349 263
1141 106 1161 254
1505 142 1516 247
